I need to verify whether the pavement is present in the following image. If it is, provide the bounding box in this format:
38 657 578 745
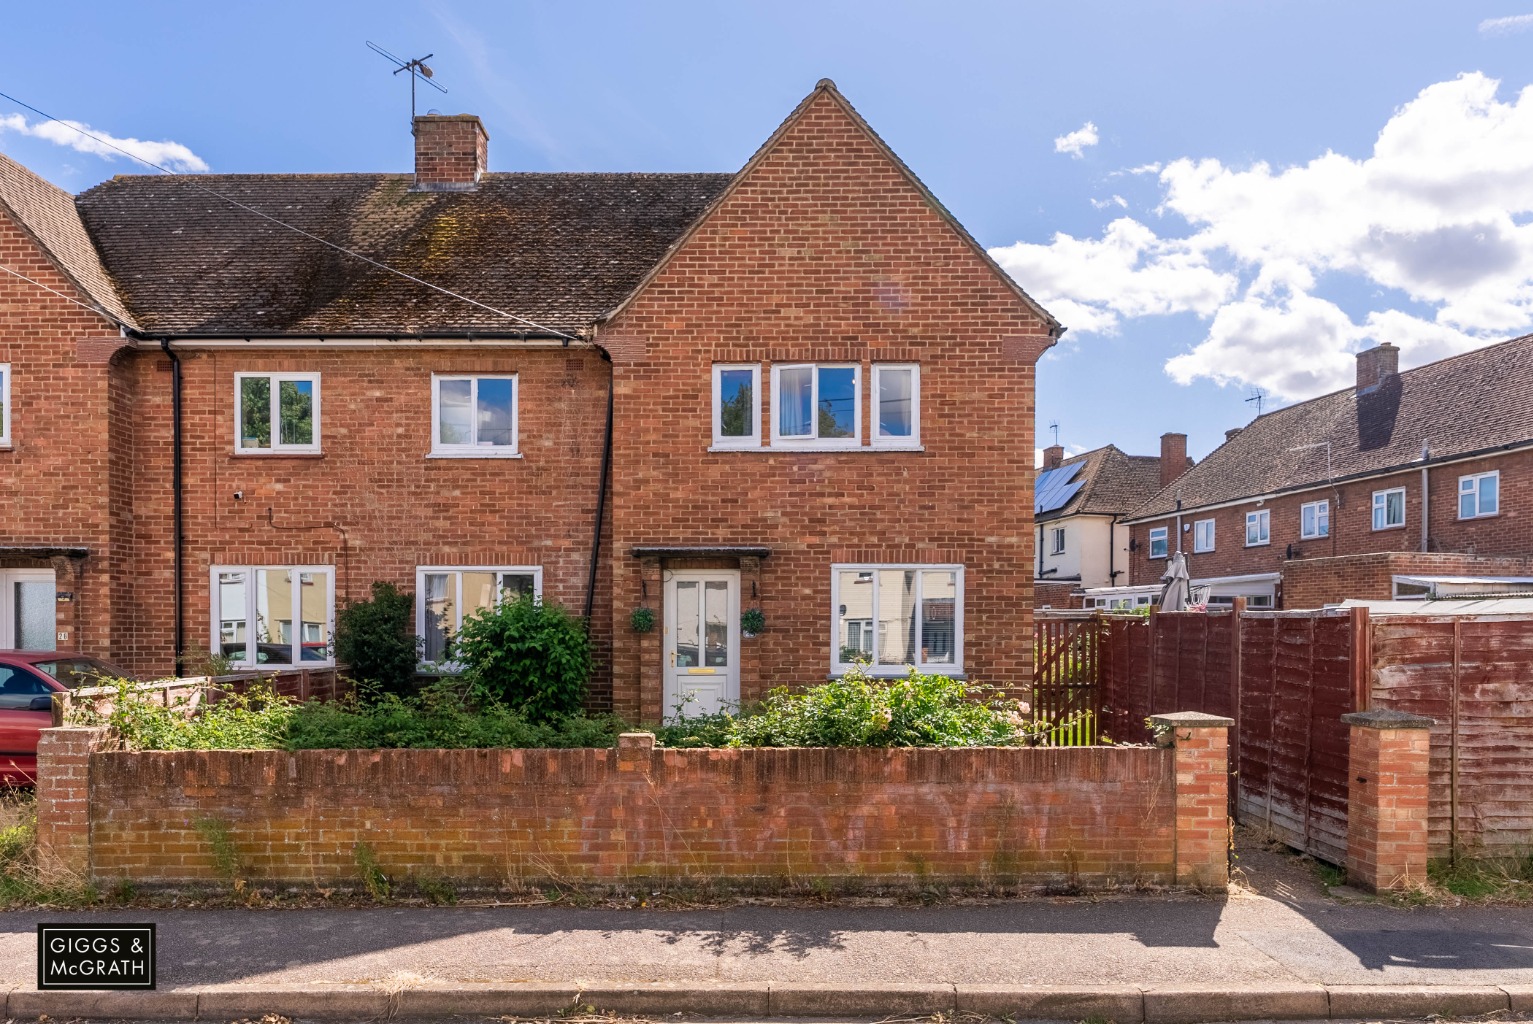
1 848 1532 1021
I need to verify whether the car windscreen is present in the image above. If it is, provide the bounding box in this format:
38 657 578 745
29 658 130 689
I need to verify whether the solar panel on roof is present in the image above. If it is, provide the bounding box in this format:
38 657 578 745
1033 463 1084 513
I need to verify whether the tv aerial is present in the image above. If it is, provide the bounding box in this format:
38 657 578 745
367 41 448 124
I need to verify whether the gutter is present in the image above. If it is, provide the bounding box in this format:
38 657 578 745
159 339 185 676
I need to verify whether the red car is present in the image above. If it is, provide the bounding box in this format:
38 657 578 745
0 652 132 784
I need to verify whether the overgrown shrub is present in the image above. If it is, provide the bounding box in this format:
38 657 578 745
452 595 590 720
71 678 295 750
335 582 420 697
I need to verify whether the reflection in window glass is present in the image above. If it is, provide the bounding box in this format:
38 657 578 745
423 573 452 663
279 379 314 446
498 573 535 601
476 378 514 446
877 569 917 666
717 368 755 438
877 367 913 438
218 572 248 660
704 581 729 667
298 571 328 661
778 366 812 437
240 377 272 449
920 570 957 664
438 379 473 446
674 581 699 668
817 367 856 438
256 569 294 664
836 570 872 663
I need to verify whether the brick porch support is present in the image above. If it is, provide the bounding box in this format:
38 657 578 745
1149 712 1234 889
35 726 114 882
1341 708 1434 893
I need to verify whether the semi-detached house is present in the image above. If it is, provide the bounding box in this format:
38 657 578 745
1121 338 1533 609
0 80 1060 718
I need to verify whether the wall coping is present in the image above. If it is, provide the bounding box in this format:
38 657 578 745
1149 712 1234 729
1342 709 1436 730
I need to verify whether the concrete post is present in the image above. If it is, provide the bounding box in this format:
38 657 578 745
1341 709 1434 892
1149 712 1234 889
35 726 114 882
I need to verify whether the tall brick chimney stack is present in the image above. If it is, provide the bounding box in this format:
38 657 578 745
1160 432 1190 489
1042 445 1064 469
1355 342 1399 394
412 114 488 191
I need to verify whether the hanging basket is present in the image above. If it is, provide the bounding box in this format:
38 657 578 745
741 607 766 638
630 606 656 633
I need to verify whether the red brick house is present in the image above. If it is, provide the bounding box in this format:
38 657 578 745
0 80 1060 717
1122 338 1533 608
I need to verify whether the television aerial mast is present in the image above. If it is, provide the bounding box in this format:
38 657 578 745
366 41 448 124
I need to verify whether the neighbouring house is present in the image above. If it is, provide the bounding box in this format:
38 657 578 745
0 80 1061 717
1033 436 1184 609
1122 337 1533 608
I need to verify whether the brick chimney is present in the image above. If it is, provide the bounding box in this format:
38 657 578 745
1160 432 1190 489
1042 445 1064 469
412 114 488 191
1355 342 1399 394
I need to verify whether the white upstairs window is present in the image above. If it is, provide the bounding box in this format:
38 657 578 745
712 364 760 448
771 364 860 447
1193 519 1215 553
432 374 518 457
1373 487 1406 530
236 373 320 454
872 364 920 448
1301 500 1329 539
1458 471 1499 519
1245 509 1270 547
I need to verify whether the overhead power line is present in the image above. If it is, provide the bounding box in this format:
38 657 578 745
0 88 579 341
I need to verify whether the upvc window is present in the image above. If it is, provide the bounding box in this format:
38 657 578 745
1193 519 1215 553
712 364 760 448
1458 471 1499 520
1049 527 1066 554
1148 527 1168 559
0 363 9 445
431 374 518 456
872 364 920 448
1372 487 1406 530
417 566 543 665
211 566 334 668
771 364 860 447
1245 509 1270 546
1301 500 1329 539
832 565 962 674
235 372 320 454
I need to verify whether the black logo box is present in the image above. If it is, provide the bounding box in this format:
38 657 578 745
37 924 156 990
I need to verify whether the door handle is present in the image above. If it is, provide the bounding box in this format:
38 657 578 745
670 651 676 667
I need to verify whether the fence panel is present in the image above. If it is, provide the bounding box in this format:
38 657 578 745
1032 613 1103 744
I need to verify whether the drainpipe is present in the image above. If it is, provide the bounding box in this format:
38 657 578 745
160 339 184 676
1107 517 1117 583
583 348 615 624
1420 440 1431 552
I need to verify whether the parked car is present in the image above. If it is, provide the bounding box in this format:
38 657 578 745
0 652 133 784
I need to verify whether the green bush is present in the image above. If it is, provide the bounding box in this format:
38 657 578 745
71 678 294 751
336 582 420 696
728 663 1034 748
452 595 590 720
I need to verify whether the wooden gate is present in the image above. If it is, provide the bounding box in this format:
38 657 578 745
1032 612 1102 744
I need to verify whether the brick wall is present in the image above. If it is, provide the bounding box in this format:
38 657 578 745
1283 551 1533 609
45 731 1228 888
1129 449 1533 600
1033 581 1082 609
603 86 1052 720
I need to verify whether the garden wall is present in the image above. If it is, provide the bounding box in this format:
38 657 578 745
36 724 1232 889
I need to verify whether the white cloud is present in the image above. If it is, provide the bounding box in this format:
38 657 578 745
1054 121 1100 158
0 113 208 172
994 72 1533 400
1479 13 1533 34
1090 194 1128 210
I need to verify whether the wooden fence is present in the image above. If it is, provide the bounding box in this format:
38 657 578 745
1031 612 1103 744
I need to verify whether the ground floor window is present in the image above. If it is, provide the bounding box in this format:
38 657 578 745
832 564 962 674
416 566 543 664
211 566 334 667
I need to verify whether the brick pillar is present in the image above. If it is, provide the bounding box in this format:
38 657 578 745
35 726 114 882
1341 709 1433 892
1150 712 1233 888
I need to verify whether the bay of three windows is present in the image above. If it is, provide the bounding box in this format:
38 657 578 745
235 372 518 456
712 362 920 449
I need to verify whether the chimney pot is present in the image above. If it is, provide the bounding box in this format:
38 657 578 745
1160 432 1191 489
1042 445 1064 470
1355 342 1399 394
412 114 489 191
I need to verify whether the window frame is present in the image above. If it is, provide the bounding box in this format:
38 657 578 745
0 362 9 446
1147 526 1169 559
1192 519 1215 553
209 564 335 669
1458 471 1500 520
233 372 322 455
1372 487 1406 530
770 363 862 448
1244 509 1271 547
1049 526 1066 555
830 563 964 676
430 373 520 458
871 363 921 449
1300 499 1330 539
415 565 544 667
710 363 761 449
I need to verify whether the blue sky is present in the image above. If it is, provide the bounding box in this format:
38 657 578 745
4 2 1533 462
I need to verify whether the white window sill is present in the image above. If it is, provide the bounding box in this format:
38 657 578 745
1300 532 1329 540
830 669 964 679
1372 523 1406 532
427 450 524 459
1244 541 1271 548
1458 512 1500 521
1192 547 1214 554
0 442 11 450
230 663 335 671
233 449 324 458
708 444 925 453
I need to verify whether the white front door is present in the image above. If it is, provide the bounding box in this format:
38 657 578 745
664 571 740 718
0 569 56 650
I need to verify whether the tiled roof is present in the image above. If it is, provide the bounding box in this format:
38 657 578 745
1038 445 1167 522
0 151 137 328
74 172 733 336
1126 334 1533 521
